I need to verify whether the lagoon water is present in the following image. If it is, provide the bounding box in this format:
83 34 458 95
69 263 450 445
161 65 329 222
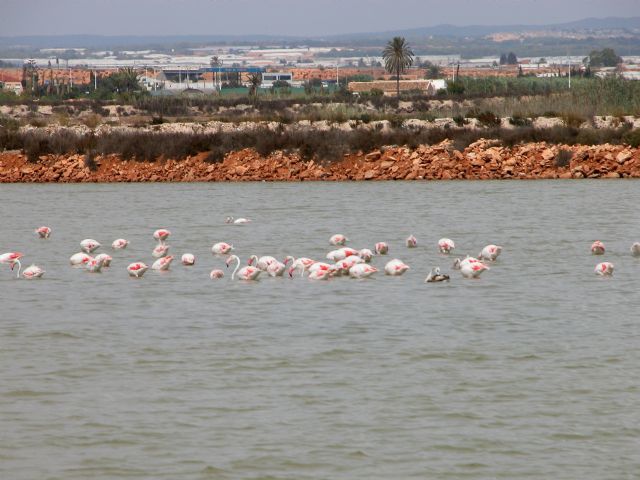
1 180 640 479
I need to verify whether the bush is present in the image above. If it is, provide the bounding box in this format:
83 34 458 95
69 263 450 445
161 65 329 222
509 114 532 127
84 151 98 171
555 149 573 167
623 129 640 148
452 115 468 127
476 110 502 128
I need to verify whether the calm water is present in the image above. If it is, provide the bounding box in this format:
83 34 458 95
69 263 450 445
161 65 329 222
1 180 639 480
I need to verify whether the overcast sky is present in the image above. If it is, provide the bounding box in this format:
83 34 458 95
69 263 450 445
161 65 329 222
2 0 639 37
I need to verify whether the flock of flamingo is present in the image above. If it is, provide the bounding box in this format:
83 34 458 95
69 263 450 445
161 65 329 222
0 221 634 282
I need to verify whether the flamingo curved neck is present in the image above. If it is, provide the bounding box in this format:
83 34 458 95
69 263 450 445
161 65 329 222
231 256 240 280
14 260 21 278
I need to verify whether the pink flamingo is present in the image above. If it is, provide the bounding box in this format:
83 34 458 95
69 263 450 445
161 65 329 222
406 235 417 248
329 234 349 246
438 238 455 254
358 249 374 262
478 245 502 261
70 252 92 266
22 265 45 279
94 253 112 267
80 239 101 254
460 262 490 279
591 241 605 255
86 256 105 273
0 252 24 277
112 239 129 250
35 226 52 239
225 216 251 225
153 244 170 258
210 269 225 279
212 242 234 255
181 253 195 266
226 255 261 281
248 255 277 270
154 229 171 244
127 262 148 278
267 261 287 277
326 248 359 262
595 262 614 276
384 259 410 276
152 255 174 271
349 264 378 279
375 242 389 255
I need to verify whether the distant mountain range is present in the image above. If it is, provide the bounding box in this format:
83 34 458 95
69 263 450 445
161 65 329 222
0 17 639 49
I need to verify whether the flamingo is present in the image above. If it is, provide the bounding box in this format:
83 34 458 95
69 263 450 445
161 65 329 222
181 253 195 266
375 242 389 255
225 216 251 225
267 261 287 277
70 252 92 266
308 269 331 280
460 261 490 279
478 245 502 261
335 255 364 275
326 247 359 262
80 239 101 254
212 242 234 255
452 256 481 270
288 257 317 277
226 255 261 281
631 243 640 257
210 269 225 279
384 259 410 276
112 239 129 250
425 267 449 283
127 262 148 278
349 264 378 279
152 255 174 271
359 249 374 262
22 265 45 279
152 244 170 258
0 252 24 278
94 253 112 267
154 229 171 244
289 262 332 280
329 234 349 246
438 238 455 254
86 257 105 273
406 235 417 248
35 226 51 239
248 255 277 270
595 262 614 276
591 241 605 255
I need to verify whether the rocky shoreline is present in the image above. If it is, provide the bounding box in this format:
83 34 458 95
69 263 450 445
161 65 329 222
1 139 638 183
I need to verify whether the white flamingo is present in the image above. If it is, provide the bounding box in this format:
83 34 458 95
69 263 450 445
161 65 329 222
452 256 481 270
438 238 455 254
210 269 224 279
267 261 287 277
289 262 332 280
22 265 45 279
152 255 174 271
359 249 374 262
248 255 277 271
181 253 195 266
112 239 129 250
288 257 317 277
86 256 105 273
479 245 502 261
212 242 234 255
154 229 171 245
329 234 349 246
80 239 101 254
384 259 410 276
35 226 52 239
591 241 605 255
70 252 92 267
127 262 148 278
460 261 490 279
226 255 261 281
94 253 112 267
349 264 378 279
0 252 24 278
406 235 417 248
335 255 364 275
425 267 449 283
326 247 359 262
152 244 170 258
375 242 389 255
595 262 614 276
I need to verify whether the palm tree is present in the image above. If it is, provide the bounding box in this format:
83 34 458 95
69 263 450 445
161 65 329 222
382 37 414 97
247 72 262 100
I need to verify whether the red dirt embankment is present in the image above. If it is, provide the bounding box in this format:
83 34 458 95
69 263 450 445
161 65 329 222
1 140 638 183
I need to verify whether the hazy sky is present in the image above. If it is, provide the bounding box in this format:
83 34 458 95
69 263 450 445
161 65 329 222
2 0 639 37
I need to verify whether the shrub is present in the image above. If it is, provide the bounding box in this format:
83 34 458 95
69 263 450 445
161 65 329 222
84 151 98 171
623 129 640 148
555 148 573 167
452 115 468 127
509 114 532 127
476 110 502 128
561 113 587 128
